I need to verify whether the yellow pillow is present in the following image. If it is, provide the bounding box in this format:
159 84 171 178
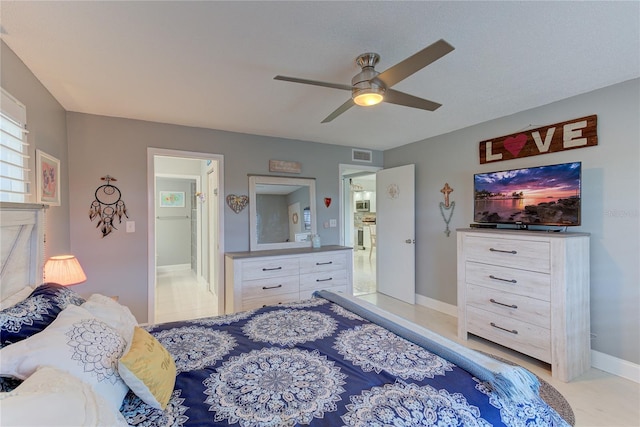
118 326 176 409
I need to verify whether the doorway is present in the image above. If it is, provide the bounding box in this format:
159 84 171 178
147 148 224 324
339 164 380 296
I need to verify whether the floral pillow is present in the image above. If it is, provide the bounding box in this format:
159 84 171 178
0 283 85 348
0 304 129 412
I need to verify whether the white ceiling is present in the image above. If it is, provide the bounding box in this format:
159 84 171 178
1 1 638 151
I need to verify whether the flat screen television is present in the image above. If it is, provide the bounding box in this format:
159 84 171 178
474 161 581 226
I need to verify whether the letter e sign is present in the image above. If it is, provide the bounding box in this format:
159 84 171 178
478 115 597 164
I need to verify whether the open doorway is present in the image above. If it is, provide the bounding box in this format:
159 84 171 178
339 164 380 296
147 148 224 323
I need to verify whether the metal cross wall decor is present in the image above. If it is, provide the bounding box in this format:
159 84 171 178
439 183 455 237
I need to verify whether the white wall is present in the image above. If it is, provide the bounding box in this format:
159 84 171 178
384 78 640 365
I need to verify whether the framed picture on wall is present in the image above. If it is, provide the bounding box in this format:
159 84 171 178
36 150 61 206
159 191 185 207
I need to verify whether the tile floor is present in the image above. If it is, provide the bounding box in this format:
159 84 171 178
154 267 218 324
353 247 376 295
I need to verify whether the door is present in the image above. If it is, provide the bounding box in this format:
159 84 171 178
376 164 415 304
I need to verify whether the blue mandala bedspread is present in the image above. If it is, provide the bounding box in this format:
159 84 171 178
121 293 569 426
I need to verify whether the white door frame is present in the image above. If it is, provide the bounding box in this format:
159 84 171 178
207 163 219 295
147 148 225 323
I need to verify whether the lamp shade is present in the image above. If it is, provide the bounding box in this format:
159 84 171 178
44 255 87 286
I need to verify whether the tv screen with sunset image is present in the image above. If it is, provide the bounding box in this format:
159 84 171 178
474 162 581 226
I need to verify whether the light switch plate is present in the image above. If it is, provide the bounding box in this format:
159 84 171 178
126 221 135 233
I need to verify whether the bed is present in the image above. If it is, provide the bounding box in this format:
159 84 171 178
0 203 570 426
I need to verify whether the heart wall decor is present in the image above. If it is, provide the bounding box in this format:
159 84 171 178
503 134 528 157
226 194 249 214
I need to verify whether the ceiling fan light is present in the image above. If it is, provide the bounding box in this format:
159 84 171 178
353 92 384 106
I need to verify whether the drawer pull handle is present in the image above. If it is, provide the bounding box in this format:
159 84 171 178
262 266 283 271
262 284 283 290
262 302 284 307
489 275 517 284
316 277 333 282
490 298 518 309
316 261 333 265
490 322 518 334
489 248 517 254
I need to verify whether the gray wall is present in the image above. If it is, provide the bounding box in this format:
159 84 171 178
155 177 192 267
65 112 383 321
384 78 640 365
0 42 70 258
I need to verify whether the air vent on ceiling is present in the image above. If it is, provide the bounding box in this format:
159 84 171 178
352 149 372 163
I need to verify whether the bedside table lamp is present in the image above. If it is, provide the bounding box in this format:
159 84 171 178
44 255 87 286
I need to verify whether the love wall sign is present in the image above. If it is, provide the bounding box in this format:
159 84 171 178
479 115 597 164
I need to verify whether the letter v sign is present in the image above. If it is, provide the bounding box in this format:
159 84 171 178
532 127 556 153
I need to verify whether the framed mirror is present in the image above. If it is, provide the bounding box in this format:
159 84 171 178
249 175 317 251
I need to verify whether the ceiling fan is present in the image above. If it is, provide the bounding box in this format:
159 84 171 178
274 39 454 123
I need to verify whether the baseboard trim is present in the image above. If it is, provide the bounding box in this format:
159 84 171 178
414 294 640 383
591 349 640 383
415 294 458 317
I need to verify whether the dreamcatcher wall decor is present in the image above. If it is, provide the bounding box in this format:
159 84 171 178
439 183 455 237
89 175 128 237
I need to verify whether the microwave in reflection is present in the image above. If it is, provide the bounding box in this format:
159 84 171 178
355 200 370 212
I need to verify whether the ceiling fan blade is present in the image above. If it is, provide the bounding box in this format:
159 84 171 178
383 89 442 111
321 99 355 123
274 75 352 91
375 39 454 88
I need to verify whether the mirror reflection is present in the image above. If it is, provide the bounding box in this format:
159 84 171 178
249 175 317 251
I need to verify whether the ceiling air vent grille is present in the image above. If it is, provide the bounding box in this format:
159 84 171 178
352 149 372 163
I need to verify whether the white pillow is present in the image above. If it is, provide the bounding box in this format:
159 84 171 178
82 294 138 349
0 286 34 310
0 366 129 426
0 304 129 412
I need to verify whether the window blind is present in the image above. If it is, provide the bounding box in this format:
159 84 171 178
0 88 30 202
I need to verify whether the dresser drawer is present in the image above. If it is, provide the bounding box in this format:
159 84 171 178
300 269 348 291
465 261 551 301
241 275 299 300
467 305 551 363
466 284 550 329
464 235 550 273
299 252 348 273
240 257 299 280
242 292 300 311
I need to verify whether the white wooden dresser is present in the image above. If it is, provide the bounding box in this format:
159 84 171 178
224 245 353 314
456 228 590 381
